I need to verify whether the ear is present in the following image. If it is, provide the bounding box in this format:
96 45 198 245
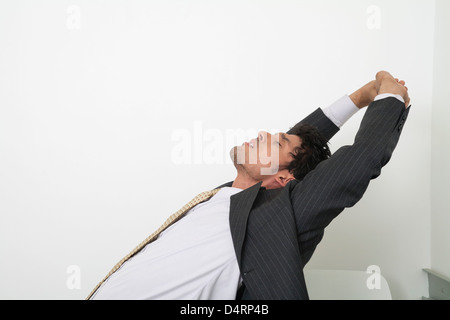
263 170 296 190
276 172 296 187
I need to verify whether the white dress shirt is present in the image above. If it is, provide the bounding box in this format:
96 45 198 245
91 94 403 300
92 187 243 300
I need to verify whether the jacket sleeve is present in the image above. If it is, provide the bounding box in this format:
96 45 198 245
287 108 340 142
289 98 410 261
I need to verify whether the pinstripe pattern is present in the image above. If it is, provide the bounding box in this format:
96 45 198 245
287 107 340 141
230 99 410 300
86 100 409 301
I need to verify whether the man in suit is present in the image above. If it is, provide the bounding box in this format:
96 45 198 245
89 71 410 300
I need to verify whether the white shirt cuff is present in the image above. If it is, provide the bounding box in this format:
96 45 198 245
321 95 360 128
374 93 405 104
322 93 406 128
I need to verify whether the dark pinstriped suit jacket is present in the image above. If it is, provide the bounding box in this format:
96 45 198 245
218 97 410 300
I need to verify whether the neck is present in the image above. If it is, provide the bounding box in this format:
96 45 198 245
231 172 261 190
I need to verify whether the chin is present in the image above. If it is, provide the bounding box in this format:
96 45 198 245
230 145 246 166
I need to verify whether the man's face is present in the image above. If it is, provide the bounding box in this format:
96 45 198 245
231 131 302 181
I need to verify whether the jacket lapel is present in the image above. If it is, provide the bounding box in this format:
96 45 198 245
229 182 263 267
216 181 233 189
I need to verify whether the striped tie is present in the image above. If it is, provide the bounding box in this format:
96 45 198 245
86 188 222 300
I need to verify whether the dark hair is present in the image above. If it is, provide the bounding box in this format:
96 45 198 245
287 124 331 181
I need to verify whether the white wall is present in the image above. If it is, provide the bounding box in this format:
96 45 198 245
431 0 450 279
0 0 436 299
304 0 434 300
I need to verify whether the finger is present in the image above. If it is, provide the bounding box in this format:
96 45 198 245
404 92 410 108
404 94 411 108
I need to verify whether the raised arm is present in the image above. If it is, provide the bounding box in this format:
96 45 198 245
287 108 340 142
290 72 411 264
287 80 379 141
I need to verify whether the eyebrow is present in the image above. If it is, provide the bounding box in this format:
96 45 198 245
281 133 291 144
281 133 298 158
